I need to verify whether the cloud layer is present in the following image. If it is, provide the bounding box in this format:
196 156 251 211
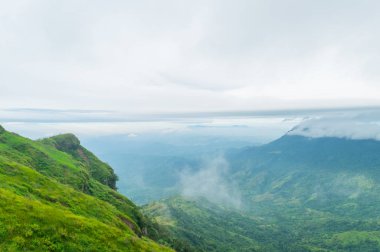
288 110 380 140
1 1 380 112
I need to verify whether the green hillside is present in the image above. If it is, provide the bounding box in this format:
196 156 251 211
39 133 118 189
145 196 380 252
144 135 380 252
228 135 380 219
4 123 380 251
143 197 290 252
0 125 172 251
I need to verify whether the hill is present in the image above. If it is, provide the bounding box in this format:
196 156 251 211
143 197 297 252
0 125 172 251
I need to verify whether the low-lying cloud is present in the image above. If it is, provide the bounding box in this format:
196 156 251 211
179 156 242 209
288 110 380 140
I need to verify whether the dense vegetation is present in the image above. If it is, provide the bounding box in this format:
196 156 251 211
144 197 290 252
0 125 172 251
3 123 380 251
145 195 380 251
144 135 380 252
39 134 118 189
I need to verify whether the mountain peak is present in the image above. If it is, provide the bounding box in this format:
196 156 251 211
48 133 81 150
40 133 118 190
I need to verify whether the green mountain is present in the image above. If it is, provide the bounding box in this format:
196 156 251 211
145 134 380 252
0 125 172 251
5 122 380 251
229 135 380 218
145 196 380 252
143 197 297 252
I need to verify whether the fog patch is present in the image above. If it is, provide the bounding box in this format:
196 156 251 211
179 157 242 209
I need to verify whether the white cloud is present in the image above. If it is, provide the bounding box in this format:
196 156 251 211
0 0 379 112
288 110 380 140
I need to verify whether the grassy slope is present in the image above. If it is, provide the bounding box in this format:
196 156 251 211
0 126 172 251
143 197 292 252
144 197 380 252
39 133 118 189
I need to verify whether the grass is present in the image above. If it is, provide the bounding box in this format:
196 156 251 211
0 126 173 251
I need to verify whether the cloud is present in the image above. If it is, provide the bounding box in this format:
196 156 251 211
288 110 380 140
0 1 380 112
5 107 380 141
127 133 138 138
179 156 242 209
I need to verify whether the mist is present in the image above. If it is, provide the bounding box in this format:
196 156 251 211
179 156 242 209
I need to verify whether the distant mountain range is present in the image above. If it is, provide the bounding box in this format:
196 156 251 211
3 122 380 251
229 134 380 216
145 133 380 251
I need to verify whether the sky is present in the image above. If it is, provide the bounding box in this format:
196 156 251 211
0 106 303 140
1 0 380 114
2 107 380 143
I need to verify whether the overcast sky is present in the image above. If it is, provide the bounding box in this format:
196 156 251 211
1 0 380 113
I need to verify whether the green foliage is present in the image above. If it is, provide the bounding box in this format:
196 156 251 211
39 134 118 189
0 189 171 252
144 197 284 252
326 231 380 251
145 197 380 252
0 126 172 251
143 136 380 251
4 125 380 252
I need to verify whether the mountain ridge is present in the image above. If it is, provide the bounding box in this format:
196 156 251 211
145 133 380 251
0 125 173 251
39 133 118 189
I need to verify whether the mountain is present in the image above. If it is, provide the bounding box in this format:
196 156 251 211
39 133 118 189
228 134 380 251
229 135 380 218
145 196 380 252
0 125 172 251
143 197 298 252
6 120 380 251
145 134 380 252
